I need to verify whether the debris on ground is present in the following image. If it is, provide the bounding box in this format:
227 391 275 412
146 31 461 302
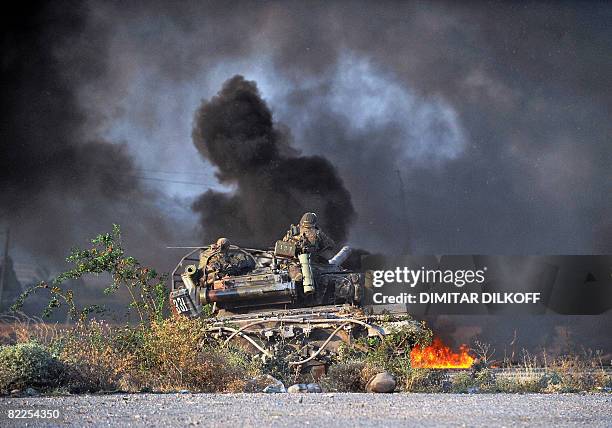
244 375 286 393
287 383 322 393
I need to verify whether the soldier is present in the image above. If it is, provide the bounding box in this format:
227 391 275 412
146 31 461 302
199 237 253 284
282 212 336 260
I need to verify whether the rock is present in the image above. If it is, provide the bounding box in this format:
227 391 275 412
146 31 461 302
244 374 286 393
366 372 396 393
10 389 21 395
467 386 480 394
287 383 322 393
25 387 39 396
179 390 191 394
309 383 322 393
263 384 286 393
287 384 303 393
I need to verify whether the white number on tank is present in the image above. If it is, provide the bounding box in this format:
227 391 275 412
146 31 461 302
174 297 188 313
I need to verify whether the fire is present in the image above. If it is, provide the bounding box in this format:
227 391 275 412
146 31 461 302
410 338 474 368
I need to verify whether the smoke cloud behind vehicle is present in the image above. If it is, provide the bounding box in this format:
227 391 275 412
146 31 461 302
191 75 354 246
0 2 181 268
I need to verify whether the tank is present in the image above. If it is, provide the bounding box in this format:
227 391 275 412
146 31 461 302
170 240 423 374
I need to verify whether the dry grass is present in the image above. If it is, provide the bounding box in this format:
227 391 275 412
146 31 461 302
0 312 67 346
404 368 447 392
57 320 137 392
451 348 612 393
0 316 261 394
135 317 260 392
1 316 610 395
320 361 367 392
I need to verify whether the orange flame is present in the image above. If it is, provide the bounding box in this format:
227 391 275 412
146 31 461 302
410 337 474 368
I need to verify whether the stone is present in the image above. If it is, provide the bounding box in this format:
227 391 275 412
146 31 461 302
25 387 39 396
366 372 396 393
244 374 286 393
287 383 322 393
263 384 286 393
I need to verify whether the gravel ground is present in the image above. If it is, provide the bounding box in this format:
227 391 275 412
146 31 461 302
1 393 611 427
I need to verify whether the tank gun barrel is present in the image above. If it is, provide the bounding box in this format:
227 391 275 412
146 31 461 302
329 246 352 266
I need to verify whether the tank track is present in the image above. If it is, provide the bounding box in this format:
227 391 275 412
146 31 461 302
203 304 421 370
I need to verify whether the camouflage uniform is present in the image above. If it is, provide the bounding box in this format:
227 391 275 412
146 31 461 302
199 238 253 284
282 213 336 283
282 212 336 260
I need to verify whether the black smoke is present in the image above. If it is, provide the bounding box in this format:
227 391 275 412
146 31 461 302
0 1 179 270
191 75 354 247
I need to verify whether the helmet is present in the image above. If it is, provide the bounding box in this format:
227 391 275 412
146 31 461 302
215 237 230 251
299 212 318 229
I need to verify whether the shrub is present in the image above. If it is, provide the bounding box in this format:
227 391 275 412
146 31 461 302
12 224 168 324
542 355 601 392
7 226 263 393
354 319 433 388
320 361 366 392
448 369 499 393
404 368 446 392
53 316 262 393
494 377 544 393
474 368 496 391
136 317 261 392
319 319 433 392
450 372 474 393
58 321 135 393
0 342 65 393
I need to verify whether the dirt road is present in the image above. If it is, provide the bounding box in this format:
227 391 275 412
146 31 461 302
1 393 611 427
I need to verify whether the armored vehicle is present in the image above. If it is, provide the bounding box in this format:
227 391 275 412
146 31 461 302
170 241 421 373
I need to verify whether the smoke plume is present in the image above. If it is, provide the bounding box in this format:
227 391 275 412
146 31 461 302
0 1 178 269
191 75 354 247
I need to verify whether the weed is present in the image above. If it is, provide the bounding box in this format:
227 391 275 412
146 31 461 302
320 361 366 392
12 225 168 324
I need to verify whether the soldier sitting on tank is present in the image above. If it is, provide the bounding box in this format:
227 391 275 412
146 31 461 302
199 237 254 285
281 212 335 282
282 212 336 259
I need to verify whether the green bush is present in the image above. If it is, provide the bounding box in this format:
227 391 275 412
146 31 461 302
404 368 446 392
0 342 65 393
475 368 496 391
450 369 496 393
543 370 597 393
450 372 474 393
494 377 542 393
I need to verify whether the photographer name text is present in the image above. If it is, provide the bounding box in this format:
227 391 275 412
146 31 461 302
370 267 541 305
